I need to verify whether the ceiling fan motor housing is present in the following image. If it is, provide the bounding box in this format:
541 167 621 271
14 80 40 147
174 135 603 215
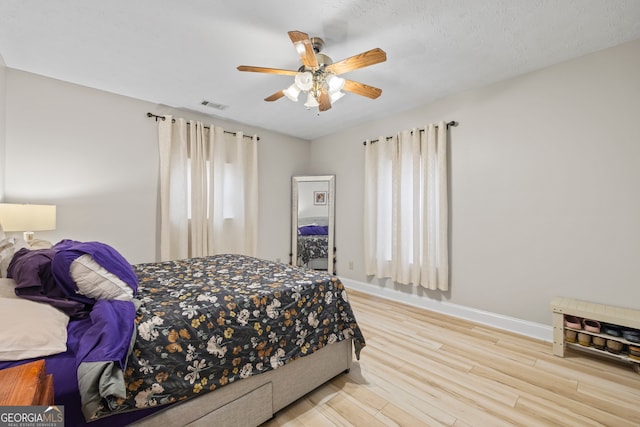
310 37 325 53
314 53 333 68
308 37 333 68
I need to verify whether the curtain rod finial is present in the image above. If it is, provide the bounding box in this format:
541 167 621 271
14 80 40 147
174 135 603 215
147 112 166 122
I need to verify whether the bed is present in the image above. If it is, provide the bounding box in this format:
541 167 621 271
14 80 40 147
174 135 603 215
296 223 330 270
0 238 365 426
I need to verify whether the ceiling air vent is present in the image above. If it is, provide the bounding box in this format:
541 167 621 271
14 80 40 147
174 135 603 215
201 100 229 111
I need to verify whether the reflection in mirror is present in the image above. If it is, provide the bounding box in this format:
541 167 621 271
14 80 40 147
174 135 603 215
291 175 335 274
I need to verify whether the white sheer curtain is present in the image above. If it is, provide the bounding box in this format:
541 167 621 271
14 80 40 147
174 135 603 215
364 122 449 290
158 116 258 261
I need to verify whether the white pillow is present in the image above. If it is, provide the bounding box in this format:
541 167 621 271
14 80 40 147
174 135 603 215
0 278 18 299
0 296 69 361
0 237 28 278
70 254 134 301
0 238 17 278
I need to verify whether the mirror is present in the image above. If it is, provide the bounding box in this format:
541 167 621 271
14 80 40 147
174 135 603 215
291 175 335 274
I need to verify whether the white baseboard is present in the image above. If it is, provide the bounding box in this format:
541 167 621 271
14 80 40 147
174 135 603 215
341 277 553 343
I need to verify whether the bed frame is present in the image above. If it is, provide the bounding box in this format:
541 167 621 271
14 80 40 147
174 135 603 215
131 339 353 427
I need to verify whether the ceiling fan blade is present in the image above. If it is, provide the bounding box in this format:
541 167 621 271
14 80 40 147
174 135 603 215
318 91 331 111
325 48 387 75
343 79 383 99
288 31 319 69
264 90 285 102
237 65 297 76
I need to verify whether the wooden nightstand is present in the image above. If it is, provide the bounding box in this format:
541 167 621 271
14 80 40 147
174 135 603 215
0 360 54 405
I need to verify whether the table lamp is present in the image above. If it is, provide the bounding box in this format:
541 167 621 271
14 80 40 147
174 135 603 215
0 203 57 243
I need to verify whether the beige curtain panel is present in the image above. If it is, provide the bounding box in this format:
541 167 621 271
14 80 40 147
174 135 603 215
158 116 258 261
364 122 449 290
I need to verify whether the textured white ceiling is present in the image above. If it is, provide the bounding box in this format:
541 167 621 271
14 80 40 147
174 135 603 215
1 0 639 140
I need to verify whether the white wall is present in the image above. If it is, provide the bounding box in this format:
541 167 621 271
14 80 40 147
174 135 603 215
311 38 640 325
3 39 639 328
297 181 330 219
4 70 309 264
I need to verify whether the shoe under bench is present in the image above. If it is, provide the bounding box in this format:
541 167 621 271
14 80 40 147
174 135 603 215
550 297 640 372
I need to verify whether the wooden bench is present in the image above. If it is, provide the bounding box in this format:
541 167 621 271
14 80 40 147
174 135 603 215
551 297 640 372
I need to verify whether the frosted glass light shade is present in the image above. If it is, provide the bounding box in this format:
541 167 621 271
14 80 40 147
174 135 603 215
294 72 313 91
326 74 345 93
330 91 345 103
304 92 319 108
283 84 301 101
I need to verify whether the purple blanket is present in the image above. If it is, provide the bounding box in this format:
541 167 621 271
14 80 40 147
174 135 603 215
7 248 89 317
6 240 138 420
298 225 329 235
52 239 138 307
73 300 136 369
7 240 138 318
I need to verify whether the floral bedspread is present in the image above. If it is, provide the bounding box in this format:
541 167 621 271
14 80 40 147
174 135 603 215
297 235 329 264
93 254 365 419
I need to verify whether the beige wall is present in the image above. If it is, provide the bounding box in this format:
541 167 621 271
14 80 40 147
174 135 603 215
310 38 640 325
4 70 309 264
2 39 639 328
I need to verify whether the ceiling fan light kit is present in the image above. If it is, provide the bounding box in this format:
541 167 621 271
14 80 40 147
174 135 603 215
294 71 314 91
283 84 301 101
326 74 345 92
304 92 319 108
330 91 345 103
237 31 386 112
291 68 345 110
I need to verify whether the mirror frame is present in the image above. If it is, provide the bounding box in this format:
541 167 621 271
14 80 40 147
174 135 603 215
291 175 335 274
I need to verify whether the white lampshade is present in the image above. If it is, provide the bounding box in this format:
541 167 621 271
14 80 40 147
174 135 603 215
325 74 345 93
304 92 319 108
294 71 313 91
283 84 301 102
0 203 56 242
330 91 345 103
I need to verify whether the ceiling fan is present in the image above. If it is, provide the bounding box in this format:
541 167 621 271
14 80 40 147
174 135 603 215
237 31 386 112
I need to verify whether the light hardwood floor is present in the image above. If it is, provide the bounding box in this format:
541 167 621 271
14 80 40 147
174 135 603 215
264 289 640 427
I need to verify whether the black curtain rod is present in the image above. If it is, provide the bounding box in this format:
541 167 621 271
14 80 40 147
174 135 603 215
362 120 458 145
147 112 260 141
